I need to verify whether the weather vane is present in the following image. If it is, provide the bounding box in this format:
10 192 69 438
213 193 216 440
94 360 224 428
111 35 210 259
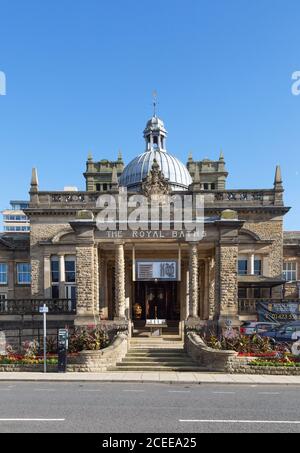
152 90 158 117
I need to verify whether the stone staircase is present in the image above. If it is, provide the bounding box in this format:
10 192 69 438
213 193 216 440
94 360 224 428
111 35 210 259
109 336 205 372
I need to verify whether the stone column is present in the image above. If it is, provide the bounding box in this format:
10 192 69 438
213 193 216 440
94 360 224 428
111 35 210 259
43 254 51 299
115 241 126 320
203 258 210 320
208 257 216 320
99 254 108 320
75 245 96 325
94 245 99 315
215 243 239 327
188 243 199 319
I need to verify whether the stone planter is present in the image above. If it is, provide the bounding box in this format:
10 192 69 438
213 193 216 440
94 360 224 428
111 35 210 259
67 332 128 372
185 331 238 372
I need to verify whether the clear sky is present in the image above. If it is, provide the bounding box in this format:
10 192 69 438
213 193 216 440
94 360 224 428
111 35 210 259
0 0 299 229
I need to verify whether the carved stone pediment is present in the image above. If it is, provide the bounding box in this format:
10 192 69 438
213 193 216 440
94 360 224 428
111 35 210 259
142 159 170 198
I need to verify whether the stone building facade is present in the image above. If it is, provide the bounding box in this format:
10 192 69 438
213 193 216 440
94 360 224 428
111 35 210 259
0 114 299 332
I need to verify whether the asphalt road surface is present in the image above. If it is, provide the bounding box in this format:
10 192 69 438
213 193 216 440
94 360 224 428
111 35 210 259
0 382 299 433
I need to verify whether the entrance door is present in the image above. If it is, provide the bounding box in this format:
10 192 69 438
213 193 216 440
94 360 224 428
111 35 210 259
146 285 167 319
133 282 179 321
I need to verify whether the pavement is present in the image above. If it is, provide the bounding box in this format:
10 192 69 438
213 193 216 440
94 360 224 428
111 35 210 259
0 381 300 433
0 371 300 385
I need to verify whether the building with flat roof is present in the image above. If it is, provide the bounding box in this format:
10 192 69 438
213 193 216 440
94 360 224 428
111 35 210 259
1 200 30 233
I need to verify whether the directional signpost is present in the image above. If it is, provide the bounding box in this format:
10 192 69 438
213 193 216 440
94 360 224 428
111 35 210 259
39 304 49 373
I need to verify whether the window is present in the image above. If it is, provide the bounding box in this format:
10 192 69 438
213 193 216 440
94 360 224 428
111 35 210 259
238 259 248 275
283 262 297 282
254 258 262 276
238 288 247 298
17 263 31 285
254 288 261 298
51 257 60 283
0 264 8 285
65 257 76 283
96 184 101 191
51 285 59 299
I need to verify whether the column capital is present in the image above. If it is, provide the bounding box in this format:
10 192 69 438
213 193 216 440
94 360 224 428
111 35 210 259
115 240 125 246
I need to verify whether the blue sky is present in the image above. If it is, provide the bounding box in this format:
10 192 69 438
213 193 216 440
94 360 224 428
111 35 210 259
0 0 299 229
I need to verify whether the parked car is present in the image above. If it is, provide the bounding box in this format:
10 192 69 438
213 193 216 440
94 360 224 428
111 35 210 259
240 322 279 336
260 321 300 343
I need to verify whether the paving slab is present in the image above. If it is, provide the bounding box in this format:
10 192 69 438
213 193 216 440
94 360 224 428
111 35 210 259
0 372 300 385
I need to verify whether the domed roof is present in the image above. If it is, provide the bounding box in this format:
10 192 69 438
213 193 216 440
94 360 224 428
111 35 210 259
119 115 192 192
119 149 192 191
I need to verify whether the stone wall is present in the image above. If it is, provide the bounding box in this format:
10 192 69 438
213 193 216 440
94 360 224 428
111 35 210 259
30 222 70 297
243 218 283 279
67 332 128 372
0 364 57 373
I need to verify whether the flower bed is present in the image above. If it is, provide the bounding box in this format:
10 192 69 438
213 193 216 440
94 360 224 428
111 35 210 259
250 359 300 368
238 352 278 358
0 354 58 365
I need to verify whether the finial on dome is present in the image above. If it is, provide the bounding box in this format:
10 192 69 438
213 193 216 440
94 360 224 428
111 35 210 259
118 150 123 161
152 90 158 117
87 152 93 162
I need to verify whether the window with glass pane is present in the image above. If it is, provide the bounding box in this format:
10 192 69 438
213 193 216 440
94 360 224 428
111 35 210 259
51 258 60 283
0 264 8 285
238 260 248 275
17 263 31 284
254 259 262 276
283 262 297 282
52 285 59 299
65 258 76 283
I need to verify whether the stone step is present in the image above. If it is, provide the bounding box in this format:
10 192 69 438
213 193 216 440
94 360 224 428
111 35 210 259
128 348 184 353
108 365 206 372
119 360 196 366
129 340 183 347
127 351 186 357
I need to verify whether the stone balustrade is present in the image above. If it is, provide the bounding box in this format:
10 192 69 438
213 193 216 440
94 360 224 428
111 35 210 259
29 188 281 209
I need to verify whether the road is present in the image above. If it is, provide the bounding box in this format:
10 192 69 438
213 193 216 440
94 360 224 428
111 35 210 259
0 382 299 433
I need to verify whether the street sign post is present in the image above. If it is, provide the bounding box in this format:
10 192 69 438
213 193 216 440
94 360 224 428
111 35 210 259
39 304 49 373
